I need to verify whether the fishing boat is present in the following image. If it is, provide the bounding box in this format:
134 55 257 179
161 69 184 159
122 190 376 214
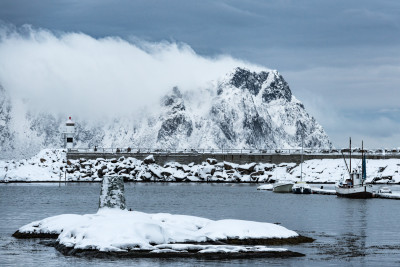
292 136 311 194
335 139 373 198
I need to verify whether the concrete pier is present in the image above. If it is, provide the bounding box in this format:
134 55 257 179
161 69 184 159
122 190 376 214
67 151 400 165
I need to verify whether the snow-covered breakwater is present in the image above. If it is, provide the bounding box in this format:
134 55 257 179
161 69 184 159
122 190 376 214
67 149 400 165
1 149 400 183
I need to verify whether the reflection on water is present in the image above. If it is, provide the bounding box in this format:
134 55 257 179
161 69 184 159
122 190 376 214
1 183 400 266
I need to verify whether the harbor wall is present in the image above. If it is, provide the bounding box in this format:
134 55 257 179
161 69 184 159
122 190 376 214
66 152 400 165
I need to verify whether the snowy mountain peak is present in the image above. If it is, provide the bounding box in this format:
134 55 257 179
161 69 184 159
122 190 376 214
0 67 332 159
227 67 292 103
229 67 270 96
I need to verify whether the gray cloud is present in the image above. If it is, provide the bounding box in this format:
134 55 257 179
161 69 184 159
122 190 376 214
0 24 261 119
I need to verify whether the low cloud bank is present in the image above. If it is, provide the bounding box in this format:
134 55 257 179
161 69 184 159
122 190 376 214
0 24 264 119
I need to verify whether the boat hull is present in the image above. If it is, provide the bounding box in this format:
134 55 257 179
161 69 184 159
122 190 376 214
292 186 312 194
273 183 294 193
335 185 373 199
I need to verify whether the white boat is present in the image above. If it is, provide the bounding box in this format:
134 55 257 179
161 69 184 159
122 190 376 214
292 182 312 194
378 187 392 194
273 181 294 193
335 139 373 199
336 179 373 198
257 184 274 191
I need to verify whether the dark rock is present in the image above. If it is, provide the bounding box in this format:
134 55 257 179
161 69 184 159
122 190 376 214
250 170 264 178
210 168 216 175
221 235 315 246
161 170 173 177
224 162 234 170
113 166 122 173
144 155 155 164
230 67 269 96
264 166 274 171
206 158 218 165
12 231 59 239
52 233 313 258
54 242 305 259
118 169 129 175
262 73 292 103
237 163 257 173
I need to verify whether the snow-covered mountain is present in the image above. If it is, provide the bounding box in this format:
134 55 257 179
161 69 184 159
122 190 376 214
0 67 331 159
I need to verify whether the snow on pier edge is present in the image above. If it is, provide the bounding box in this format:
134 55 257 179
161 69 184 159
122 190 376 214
1 149 400 183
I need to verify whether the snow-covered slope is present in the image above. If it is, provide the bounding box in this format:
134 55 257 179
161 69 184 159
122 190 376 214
0 67 331 159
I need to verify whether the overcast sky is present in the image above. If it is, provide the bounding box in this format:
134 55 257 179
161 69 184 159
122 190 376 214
1 0 399 148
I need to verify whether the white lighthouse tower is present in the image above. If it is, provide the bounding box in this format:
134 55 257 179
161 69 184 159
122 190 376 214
64 116 75 150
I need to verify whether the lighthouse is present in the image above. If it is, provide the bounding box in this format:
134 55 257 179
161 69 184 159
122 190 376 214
64 116 75 150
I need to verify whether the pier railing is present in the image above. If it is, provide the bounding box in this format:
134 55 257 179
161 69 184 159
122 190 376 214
67 147 400 155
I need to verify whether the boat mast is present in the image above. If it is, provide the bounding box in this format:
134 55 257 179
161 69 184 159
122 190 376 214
300 135 304 182
361 140 364 186
349 137 351 171
350 137 353 184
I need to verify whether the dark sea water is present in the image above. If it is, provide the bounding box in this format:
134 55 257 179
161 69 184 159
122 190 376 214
1 183 400 266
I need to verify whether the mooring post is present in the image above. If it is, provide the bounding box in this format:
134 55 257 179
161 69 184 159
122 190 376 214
99 176 127 210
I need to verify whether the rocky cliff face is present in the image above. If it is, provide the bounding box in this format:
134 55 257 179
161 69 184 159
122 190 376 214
0 67 331 159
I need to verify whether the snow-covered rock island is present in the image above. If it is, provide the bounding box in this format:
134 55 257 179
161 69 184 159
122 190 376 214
1 149 400 184
13 176 311 258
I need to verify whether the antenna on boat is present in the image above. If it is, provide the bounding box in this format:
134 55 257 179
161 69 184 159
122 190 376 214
349 137 353 185
349 137 352 173
361 140 363 186
300 134 304 182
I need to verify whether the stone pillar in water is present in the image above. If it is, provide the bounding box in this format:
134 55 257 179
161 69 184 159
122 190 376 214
99 176 126 210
